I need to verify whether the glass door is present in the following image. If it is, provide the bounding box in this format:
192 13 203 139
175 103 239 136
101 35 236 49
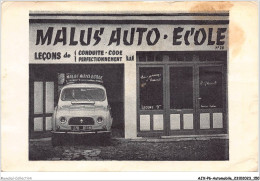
32 81 55 132
167 66 196 135
137 65 165 136
196 65 227 133
167 64 227 135
137 64 227 136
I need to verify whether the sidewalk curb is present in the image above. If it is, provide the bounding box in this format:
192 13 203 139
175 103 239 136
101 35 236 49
30 137 52 142
30 134 228 142
128 134 229 142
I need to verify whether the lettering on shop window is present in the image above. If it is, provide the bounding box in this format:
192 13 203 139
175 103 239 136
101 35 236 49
200 80 217 86
141 105 163 110
199 66 223 109
140 74 162 82
201 105 217 108
140 67 163 110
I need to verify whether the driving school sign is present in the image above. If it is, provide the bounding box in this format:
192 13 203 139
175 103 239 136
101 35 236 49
29 13 229 63
34 27 227 47
65 73 103 84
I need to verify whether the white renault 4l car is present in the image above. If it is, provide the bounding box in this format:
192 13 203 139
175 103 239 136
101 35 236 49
51 83 113 146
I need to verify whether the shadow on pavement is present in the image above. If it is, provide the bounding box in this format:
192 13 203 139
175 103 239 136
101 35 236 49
53 134 115 147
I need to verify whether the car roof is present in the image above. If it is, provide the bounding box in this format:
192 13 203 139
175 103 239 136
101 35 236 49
61 83 106 90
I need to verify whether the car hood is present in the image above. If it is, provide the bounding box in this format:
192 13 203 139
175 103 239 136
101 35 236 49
60 103 105 110
57 103 107 117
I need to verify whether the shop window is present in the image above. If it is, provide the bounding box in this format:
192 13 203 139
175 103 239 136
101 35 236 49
184 53 193 61
169 54 177 61
45 82 54 113
45 117 52 131
199 66 223 109
183 114 193 129
176 54 185 61
139 67 163 110
169 52 193 61
34 82 43 114
146 54 154 62
137 51 226 62
138 54 146 62
153 114 164 130
140 115 150 130
198 53 207 61
155 54 163 62
163 55 169 61
213 113 223 128
211 51 227 62
200 113 210 129
200 51 226 62
170 67 193 109
170 114 180 130
34 117 43 131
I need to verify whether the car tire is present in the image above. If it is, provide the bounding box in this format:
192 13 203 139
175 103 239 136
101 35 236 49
52 133 62 146
100 132 111 146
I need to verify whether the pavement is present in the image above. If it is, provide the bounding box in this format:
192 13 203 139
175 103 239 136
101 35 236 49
30 133 228 142
29 134 229 161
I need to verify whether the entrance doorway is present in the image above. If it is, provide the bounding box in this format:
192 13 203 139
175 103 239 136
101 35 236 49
137 51 227 137
29 64 125 138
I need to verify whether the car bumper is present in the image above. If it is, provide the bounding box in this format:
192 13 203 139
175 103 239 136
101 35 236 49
51 130 111 135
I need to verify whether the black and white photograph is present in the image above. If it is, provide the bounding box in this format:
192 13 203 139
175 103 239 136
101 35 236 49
28 11 229 161
1 1 258 178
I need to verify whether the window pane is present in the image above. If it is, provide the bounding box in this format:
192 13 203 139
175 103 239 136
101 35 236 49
34 117 43 131
169 54 177 61
140 67 163 110
170 67 193 109
176 54 185 61
45 117 52 131
138 54 146 62
207 51 227 62
155 54 163 62
61 88 105 101
34 81 43 114
199 66 223 109
146 54 154 62
46 82 54 113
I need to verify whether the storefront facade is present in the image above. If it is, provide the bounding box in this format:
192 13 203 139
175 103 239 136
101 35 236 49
136 51 227 137
29 13 228 138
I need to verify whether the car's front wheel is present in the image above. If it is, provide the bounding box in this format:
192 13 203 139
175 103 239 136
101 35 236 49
52 133 63 146
100 132 112 145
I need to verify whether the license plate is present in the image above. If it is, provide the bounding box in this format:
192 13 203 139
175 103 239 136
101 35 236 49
84 126 92 130
71 126 92 131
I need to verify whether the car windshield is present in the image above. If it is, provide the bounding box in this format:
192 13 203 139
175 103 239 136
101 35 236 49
61 88 105 101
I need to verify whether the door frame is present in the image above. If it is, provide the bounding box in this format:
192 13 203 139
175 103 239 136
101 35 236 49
194 64 228 134
29 80 58 135
137 64 166 137
166 64 196 135
137 59 227 137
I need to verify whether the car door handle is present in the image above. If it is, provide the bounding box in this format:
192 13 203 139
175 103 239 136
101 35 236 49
197 97 202 100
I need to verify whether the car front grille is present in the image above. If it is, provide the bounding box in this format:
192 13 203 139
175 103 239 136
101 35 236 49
69 117 95 125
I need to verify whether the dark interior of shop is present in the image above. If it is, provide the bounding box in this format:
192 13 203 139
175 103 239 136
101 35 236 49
29 64 125 137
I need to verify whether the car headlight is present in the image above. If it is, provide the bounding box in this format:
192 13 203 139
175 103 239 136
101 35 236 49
96 117 104 124
60 117 67 124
